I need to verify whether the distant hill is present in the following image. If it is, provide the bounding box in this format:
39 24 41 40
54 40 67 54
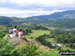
0 10 75 28
25 10 75 28
0 16 25 25
27 10 75 19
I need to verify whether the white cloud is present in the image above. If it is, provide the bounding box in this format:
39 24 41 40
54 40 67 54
9 0 74 6
0 7 63 17
0 0 74 17
0 0 74 6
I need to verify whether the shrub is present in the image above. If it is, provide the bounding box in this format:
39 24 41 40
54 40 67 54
17 44 39 56
0 38 15 56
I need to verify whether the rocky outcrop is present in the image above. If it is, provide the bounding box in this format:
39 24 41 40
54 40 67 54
4 34 51 51
4 34 26 45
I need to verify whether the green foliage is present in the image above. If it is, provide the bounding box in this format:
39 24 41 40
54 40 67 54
0 38 39 56
0 31 7 38
24 29 32 35
36 34 52 48
17 44 39 56
60 47 75 51
32 25 48 30
0 25 8 38
39 49 60 56
50 30 75 49
0 38 15 56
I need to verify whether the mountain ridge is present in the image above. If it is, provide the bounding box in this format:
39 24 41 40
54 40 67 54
0 10 75 28
26 10 75 19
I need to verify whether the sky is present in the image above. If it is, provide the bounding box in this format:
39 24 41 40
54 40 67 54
0 0 74 18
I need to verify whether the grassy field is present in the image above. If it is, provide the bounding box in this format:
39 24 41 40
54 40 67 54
45 38 54 43
26 30 50 39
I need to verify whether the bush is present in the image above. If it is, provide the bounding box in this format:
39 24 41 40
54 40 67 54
0 38 39 56
0 38 15 56
17 44 39 56
39 49 60 56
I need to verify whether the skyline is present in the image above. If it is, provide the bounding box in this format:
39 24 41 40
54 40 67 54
0 0 74 18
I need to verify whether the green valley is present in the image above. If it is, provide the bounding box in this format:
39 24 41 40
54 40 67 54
0 10 75 56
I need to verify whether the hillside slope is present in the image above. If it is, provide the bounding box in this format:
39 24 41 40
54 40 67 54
25 10 75 28
0 16 25 25
0 10 75 28
4 34 51 52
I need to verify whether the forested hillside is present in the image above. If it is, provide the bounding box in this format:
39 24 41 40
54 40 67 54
0 10 75 28
0 16 25 25
25 10 75 28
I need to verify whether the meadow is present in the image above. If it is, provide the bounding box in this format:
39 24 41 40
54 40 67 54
26 30 50 39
